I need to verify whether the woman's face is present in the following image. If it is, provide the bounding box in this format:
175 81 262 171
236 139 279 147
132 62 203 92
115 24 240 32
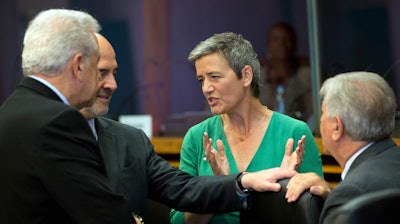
267 26 295 60
195 52 246 115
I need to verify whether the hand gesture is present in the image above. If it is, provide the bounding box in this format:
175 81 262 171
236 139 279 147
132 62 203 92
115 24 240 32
203 132 230 175
241 168 297 192
280 135 306 171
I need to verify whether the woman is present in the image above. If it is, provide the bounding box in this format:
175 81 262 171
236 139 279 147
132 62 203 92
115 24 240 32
169 32 323 224
259 22 315 130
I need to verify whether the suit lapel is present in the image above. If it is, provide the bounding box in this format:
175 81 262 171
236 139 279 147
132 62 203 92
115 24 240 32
95 118 120 189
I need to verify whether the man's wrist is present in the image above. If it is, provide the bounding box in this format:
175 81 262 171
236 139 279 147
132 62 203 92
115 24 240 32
236 172 250 194
235 172 251 209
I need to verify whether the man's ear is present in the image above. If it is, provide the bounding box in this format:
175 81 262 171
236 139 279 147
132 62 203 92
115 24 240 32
241 65 253 87
332 116 344 141
72 53 84 80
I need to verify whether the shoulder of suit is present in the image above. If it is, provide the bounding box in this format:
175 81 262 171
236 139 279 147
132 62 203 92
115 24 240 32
97 116 143 133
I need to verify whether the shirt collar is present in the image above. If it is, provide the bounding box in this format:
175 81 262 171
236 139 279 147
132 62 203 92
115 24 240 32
341 142 374 180
28 75 69 105
87 119 98 141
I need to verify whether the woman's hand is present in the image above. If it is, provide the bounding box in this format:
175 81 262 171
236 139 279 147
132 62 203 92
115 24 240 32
203 132 230 175
280 135 305 171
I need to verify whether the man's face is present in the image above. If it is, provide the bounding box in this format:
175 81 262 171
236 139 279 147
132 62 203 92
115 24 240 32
320 101 335 156
81 35 118 119
73 50 100 108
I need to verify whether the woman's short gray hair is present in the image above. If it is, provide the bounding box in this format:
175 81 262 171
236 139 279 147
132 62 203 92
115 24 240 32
188 32 261 97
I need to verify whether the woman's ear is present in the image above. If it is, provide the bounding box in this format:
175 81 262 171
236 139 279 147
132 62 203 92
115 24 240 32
241 65 253 87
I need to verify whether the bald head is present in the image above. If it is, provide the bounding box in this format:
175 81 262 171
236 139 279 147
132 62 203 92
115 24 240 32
80 33 118 119
95 33 116 60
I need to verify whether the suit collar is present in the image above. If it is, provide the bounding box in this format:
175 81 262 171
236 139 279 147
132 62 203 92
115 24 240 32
348 138 397 175
19 77 62 102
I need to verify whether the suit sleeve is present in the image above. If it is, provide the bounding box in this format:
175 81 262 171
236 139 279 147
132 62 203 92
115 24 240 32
38 109 133 224
144 133 243 214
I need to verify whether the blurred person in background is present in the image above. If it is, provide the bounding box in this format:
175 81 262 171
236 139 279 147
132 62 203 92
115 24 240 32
259 22 315 130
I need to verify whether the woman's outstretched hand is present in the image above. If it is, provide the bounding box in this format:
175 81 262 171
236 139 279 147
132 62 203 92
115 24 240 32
280 135 305 171
203 132 230 175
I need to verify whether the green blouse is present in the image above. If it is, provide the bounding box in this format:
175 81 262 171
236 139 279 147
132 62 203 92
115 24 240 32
169 112 324 224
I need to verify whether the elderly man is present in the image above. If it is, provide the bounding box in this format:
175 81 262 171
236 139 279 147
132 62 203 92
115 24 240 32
0 9 134 223
285 71 400 223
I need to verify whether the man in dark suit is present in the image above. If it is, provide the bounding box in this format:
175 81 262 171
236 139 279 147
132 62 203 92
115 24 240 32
79 33 302 222
284 71 400 223
0 9 135 223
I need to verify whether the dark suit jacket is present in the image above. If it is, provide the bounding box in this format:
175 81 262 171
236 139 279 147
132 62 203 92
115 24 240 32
95 116 244 220
320 138 400 223
0 78 132 224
